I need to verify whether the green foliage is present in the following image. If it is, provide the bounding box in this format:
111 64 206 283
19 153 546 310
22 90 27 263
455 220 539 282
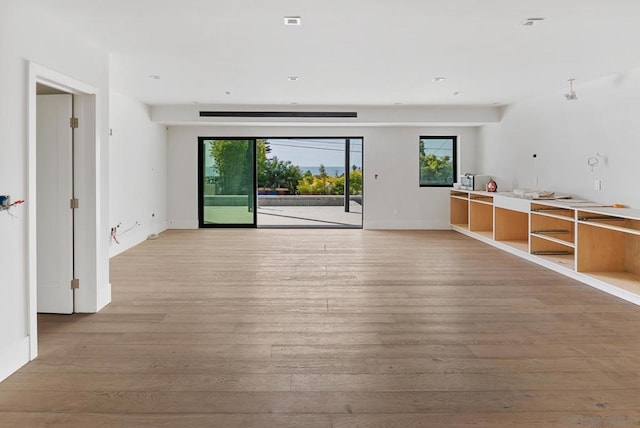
297 164 363 195
257 140 302 194
298 172 333 195
349 169 363 194
211 140 363 196
261 157 302 194
256 140 270 189
210 140 253 194
420 152 453 185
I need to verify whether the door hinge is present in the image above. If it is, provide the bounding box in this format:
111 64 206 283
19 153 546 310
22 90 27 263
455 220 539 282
71 278 80 289
70 198 79 209
70 117 79 128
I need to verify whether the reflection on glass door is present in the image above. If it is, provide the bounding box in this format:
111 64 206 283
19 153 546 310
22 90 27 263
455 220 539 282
198 138 256 227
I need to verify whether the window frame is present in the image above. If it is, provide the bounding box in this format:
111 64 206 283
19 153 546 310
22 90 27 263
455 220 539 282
419 135 457 188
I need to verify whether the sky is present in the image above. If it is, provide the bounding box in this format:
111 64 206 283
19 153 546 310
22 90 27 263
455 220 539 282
266 138 362 168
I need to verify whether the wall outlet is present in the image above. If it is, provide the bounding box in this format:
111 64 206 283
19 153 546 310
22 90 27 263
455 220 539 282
594 180 602 191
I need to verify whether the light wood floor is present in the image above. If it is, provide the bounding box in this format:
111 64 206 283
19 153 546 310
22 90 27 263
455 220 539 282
3 229 640 427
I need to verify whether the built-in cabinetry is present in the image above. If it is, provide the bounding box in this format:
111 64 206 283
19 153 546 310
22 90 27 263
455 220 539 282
469 193 493 239
450 190 640 306
530 202 575 269
577 208 640 295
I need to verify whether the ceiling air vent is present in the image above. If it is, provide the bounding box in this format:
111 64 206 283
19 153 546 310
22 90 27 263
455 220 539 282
200 111 357 118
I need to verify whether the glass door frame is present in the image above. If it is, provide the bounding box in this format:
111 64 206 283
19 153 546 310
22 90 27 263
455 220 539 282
198 137 257 228
257 136 364 229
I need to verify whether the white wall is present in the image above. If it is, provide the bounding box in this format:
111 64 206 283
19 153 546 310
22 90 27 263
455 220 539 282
0 1 110 381
478 69 640 209
167 126 478 229
109 91 168 257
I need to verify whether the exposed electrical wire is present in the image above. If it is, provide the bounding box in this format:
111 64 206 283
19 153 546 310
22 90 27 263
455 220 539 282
117 221 141 236
110 221 141 244
0 199 25 217
267 141 362 153
110 227 120 244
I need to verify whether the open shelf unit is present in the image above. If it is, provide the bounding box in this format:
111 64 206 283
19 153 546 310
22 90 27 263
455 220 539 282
577 207 640 295
494 197 528 252
450 191 640 306
530 202 575 269
469 193 494 239
450 191 469 230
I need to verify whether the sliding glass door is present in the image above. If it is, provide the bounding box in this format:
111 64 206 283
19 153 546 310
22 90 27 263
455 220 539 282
257 138 363 228
198 138 256 227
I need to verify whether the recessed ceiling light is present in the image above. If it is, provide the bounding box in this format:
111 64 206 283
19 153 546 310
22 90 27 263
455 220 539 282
522 17 545 26
149 75 161 80
432 77 446 83
288 76 300 81
284 16 302 26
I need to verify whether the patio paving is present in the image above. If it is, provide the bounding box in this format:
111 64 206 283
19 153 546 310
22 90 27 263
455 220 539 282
257 201 362 227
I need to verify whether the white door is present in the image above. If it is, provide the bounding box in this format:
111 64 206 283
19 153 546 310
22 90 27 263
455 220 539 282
36 94 74 314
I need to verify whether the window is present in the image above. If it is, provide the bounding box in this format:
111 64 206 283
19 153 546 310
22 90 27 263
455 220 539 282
419 136 457 187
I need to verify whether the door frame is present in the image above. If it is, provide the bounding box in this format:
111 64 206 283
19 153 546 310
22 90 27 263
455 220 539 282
257 136 364 229
27 63 106 360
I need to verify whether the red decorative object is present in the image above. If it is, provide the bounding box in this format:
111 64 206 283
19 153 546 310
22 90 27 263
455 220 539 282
486 178 497 192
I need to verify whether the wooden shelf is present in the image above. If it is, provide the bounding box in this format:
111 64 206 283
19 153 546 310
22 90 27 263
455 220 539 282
499 240 529 253
531 203 575 220
450 192 469 228
531 212 574 245
474 230 494 240
577 210 640 236
495 207 528 243
450 190 469 199
531 234 574 254
469 198 493 234
450 192 640 307
577 222 640 288
469 192 494 205
530 233 575 248
534 253 576 269
583 272 640 295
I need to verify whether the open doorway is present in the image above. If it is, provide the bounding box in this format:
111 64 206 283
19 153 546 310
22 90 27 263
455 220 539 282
257 138 363 228
28 63 106 361
198 136 363 229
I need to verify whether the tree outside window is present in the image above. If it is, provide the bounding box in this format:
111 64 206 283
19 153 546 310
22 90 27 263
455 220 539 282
419 136 457 187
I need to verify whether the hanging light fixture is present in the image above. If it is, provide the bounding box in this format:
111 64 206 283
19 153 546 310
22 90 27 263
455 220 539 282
564 78 577 100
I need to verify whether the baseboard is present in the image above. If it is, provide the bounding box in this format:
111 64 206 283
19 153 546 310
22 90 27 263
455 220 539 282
0 336 30 383
364 220 451 230
168 220 198 229
452 227 640 308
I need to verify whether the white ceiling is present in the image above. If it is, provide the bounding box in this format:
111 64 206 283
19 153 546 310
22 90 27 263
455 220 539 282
31 0 640 107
